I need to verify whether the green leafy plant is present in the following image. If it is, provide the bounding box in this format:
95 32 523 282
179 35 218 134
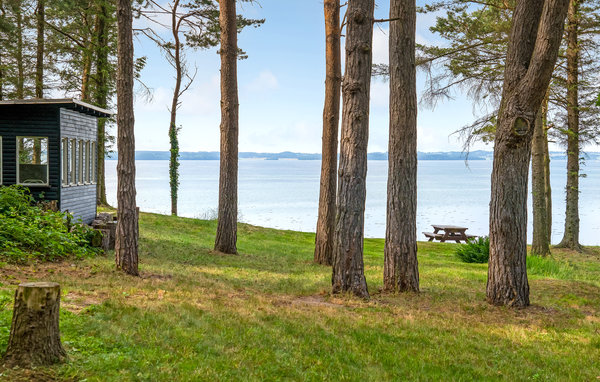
456 236 490 263
0 185 101 263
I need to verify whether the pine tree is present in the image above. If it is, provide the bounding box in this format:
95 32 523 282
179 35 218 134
331 0 374 298
384 0 419 292
314 0 341 266
487 0 569 308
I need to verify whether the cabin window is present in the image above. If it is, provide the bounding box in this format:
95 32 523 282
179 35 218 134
85 141 91 183
17 137 49 186
91 141 97 183
70 139 76 185
81 140 87 184
78 140 83 184
61 138 68 186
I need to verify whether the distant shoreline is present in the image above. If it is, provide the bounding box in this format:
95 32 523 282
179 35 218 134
106 150 600 161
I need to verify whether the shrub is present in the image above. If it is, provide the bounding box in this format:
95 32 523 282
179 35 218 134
0 185 101 263
456 236 489 263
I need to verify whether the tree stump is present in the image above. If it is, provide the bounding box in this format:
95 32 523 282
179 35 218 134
2 282 67 368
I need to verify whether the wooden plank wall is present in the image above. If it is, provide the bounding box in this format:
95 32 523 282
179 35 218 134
0 104 61 200
60 108 98 224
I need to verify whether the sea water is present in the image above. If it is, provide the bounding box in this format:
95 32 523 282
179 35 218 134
105 159 600 245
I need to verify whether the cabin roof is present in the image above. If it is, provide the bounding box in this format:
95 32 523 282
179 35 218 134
0 98 112 118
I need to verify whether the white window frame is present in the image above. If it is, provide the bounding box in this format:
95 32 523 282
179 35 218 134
78 139 84 184
82 140 87 184
70 139 77 185
85 141 91 184
61 138 69 186
91 141 97 184
16 136 50 187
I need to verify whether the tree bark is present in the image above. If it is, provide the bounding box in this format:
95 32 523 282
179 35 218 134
487 0 569 308
314 0 341 266
214 0 239 254
81 38 93 102
15 3 24 98
331 0 374 299
557 0 582 251
384 0 419 293
531 96 551 256
81 5 94 103
115 0 139 276
544 127 552 241
0 53 4 100
2 282 66 368
94 0 110 206
35 0 44 98
169 0 182 217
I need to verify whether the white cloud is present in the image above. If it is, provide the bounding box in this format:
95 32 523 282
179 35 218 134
246 70 279 92
135 75 220 116
373 14 435 64
370 80 389 108
178 75 220 115
372 27 389 65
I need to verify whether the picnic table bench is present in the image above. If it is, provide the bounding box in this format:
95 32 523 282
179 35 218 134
423 225 476 243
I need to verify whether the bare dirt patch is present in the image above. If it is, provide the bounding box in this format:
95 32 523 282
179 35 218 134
0 262 96 286
291 295 342 308
62 291 108 314
141 273 173 281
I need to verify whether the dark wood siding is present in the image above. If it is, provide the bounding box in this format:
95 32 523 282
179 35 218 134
59 108 98 224
0 105 60 200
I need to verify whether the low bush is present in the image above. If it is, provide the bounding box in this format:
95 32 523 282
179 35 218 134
0 185 101 263
456 236 490 263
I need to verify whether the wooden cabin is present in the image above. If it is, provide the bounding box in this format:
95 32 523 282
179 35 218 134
0 99 111 224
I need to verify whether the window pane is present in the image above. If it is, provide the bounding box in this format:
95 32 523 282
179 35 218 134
70 139 76 184
82 141 87 183
86 142 90 183
78 140 83 184
18 137 48 185
91 142 97 183
62 139 68 185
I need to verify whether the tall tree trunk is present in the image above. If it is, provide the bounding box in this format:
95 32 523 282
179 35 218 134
81 37 93 102
35 0 44 98
531 99 550 256
0 53 4 100
314 0 341 266
115 0 139 276
544 125 552 241
15 2 23 98
331 0 374 299
169 0 182 217
557 0 582 251
487 0 569 308
384 0 419 293
214 0 239 254
94 1 110 206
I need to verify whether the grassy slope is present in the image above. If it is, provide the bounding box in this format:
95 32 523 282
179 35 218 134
0 212 599 381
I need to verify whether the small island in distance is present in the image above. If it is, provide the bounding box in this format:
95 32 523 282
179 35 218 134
108 150 600 161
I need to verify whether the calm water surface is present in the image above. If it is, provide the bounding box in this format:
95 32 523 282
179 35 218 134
106 159 600 245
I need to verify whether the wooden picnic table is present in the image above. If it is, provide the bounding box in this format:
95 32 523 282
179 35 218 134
423 225 476 243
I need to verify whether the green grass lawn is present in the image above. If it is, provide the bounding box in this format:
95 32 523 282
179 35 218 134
1 212 599 381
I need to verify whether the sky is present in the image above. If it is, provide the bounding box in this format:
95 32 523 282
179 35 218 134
130 1 499 154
